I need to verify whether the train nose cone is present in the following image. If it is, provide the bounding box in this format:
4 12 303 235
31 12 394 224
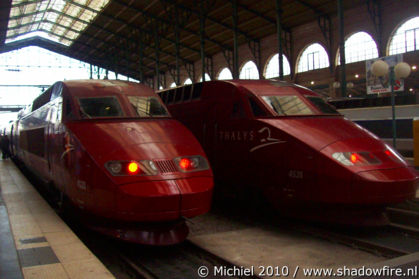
321 136 419 204
352 167 419 204
68 119 203 163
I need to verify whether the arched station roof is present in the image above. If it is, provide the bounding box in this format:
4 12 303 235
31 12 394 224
0 0 362 82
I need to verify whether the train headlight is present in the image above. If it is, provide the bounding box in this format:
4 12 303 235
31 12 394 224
108 162 122 174
105 160 158 176
174 156 209 172
127 162 140 174
332 152 381 166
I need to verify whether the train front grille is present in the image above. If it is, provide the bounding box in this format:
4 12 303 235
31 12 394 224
155 160 178 173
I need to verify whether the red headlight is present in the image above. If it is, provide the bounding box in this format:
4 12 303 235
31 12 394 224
127 162 140 174
179 158 192 170
174 156 209 172
332 152 381 166
105 160 158 176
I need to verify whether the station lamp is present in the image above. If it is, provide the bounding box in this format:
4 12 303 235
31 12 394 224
371 60 411 148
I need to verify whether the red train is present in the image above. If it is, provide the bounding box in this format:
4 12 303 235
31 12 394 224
10 80 213 245
159 80 419 224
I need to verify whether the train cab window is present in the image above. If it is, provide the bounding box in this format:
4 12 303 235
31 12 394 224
262 95 313 116
78 96 124 118
183 86 192 102
305 96 340 115
128 96 169 118
248 97 268 117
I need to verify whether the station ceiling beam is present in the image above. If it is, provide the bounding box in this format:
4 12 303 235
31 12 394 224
112 0 232 52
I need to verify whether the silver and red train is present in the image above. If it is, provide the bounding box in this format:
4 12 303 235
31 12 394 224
159 80 419 224
9 79 213 245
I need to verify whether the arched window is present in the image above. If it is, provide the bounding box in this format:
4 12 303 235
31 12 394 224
184 78 192 85
170 82 176 88
239 61 259 79
217 67 233 80
264 54 291 78
199 73 211 82
297 43 329 73
389 17 419 55
336 32 378 65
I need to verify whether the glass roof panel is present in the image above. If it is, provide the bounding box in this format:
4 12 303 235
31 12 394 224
6 0 110 47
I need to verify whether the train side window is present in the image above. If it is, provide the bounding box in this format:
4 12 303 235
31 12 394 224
174 88 183 103
248 97 267 117
192 83 203 100
159 91 167 103
32 88 53 111
183 86 192 102
167 91 175 104
48 106 57 123
158 92 165 104
50 82 63 101
64 98 75 119
56 102 62 122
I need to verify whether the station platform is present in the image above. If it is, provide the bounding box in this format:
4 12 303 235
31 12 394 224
188 209 419 279
0 160 115 279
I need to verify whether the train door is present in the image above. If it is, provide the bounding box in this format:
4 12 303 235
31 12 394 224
47 99 62 186
201 100 218 161
57 97 88 209
45 104 55 181
212 89 251 184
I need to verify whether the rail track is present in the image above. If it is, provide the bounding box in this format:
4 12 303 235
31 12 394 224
291 223 419 258
117 240 263 279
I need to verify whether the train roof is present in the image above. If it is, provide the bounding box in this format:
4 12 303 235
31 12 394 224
31 79 155 112
161 79 319 98
222 80 318 96
61 79 154 97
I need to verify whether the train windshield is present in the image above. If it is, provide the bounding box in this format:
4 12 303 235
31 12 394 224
305 96 340 115
128 96 169 118
261 95 314 116
79 96 124 118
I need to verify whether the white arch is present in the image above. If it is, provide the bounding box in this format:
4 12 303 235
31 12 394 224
264 54 291 78
239 60 259 79
297 43 329 73
199 73 211 82
184 78 192 85
389 16 419 55
336 32 378 65
170 82 176 88
217 67 233 80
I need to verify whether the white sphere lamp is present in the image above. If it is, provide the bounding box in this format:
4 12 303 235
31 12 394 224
394 62 411 79
371 60 389 77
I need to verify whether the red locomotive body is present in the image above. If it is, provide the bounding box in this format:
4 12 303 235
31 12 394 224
159 80 419 224
13 80 213 244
